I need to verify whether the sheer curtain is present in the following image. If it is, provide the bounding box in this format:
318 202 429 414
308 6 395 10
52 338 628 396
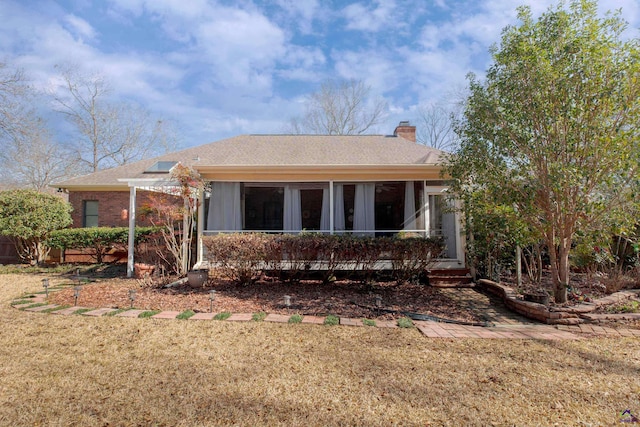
334 184 345 232
320 184 346 232
403 181 416 231
207 182 242 231
283 185 302 232
353 183 375 235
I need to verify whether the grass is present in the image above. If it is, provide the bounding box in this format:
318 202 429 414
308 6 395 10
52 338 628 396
397 317 414 328
73 308 92 315
11 299 35 305
42 305 70 313
176 310 196 320
139 310 161 319
363 318 376 327
20 302 48 310
288 314 303 324
1 273 639 426
252 312 267 322
104 308 129 317
324 314 339 326
607 300 640 313
213 311 231 321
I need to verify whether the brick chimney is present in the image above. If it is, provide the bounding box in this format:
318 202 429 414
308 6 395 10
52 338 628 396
393 121 416 142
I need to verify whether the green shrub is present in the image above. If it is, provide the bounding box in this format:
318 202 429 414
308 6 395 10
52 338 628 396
176 309 196 320
324 314 339 326
252 312 267 322
397 317 414 328
213 312 231 321
138 310 161 318
363 318 376 327
46 227 158 263
0 189 72 265
288 314 303 324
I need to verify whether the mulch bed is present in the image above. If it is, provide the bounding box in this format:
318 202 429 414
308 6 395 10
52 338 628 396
501 271 639 305
48 274 484 322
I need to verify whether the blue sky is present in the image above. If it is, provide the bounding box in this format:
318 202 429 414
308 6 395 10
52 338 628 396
1 0 639 148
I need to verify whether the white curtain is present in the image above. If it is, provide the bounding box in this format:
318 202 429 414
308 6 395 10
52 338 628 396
353 183 375 234
334 184 345 232
320 184 346 232
208 182 242 231
283 185 302 231
403 181 416 231
320 188 330 232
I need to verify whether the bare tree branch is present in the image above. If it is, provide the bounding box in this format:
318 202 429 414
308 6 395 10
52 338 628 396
286 79 387 135
50 65 177 172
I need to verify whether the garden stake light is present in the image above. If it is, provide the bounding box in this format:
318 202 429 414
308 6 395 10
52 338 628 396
375 294 382 315
284 295 291 313
42 278 49 298
128 289 136 308
73 286 81 306
209 290 216 313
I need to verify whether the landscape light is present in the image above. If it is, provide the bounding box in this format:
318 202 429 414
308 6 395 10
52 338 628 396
73 286 81 306
375 294 383 309
128 289 137 308
42 278 50 298
284 295 292 312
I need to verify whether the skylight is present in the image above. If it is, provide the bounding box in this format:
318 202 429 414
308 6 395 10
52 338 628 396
144 161 177 173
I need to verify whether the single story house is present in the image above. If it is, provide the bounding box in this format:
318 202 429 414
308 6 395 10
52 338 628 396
54 122 465 277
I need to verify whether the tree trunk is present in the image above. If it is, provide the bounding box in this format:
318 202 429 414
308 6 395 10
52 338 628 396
547 241 562 303
555 238 571 303
516 245 522 287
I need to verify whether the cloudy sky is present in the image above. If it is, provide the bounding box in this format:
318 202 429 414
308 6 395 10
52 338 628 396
1 0 639 148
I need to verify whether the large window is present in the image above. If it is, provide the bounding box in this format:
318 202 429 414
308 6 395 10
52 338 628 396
244 186 284 230
83 200 99 227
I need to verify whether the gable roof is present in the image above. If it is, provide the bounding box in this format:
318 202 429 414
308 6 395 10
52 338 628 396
54 134 446 190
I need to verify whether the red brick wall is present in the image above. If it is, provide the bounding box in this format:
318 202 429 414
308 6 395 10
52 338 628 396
68 190 177 228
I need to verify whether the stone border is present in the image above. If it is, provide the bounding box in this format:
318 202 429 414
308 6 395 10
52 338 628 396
476 279 640 325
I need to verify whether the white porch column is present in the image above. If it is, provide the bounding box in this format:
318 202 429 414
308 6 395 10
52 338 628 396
126 185 137 278
196 187 204 266
423 181 429 237
329 180 334 234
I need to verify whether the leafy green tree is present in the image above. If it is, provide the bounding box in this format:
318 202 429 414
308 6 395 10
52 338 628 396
0 190 72 264
447 0 640 302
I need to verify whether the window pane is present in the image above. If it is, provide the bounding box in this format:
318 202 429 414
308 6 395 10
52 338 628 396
243 187 284 230
84 201 99 228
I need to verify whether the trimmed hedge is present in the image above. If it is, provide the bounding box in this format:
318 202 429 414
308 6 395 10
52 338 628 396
46 227 159 263
203 233 444 285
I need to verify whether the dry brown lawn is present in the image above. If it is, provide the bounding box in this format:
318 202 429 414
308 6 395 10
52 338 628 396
1 274 639 426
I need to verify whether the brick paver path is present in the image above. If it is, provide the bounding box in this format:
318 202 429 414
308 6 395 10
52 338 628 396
11 288 640 340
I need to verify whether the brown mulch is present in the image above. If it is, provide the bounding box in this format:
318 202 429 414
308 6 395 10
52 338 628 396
501 271 639 305
48 274 484 322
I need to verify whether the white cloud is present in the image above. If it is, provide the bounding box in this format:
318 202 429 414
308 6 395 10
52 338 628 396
63 14 97 41
274 0 321 33
343 0 397 32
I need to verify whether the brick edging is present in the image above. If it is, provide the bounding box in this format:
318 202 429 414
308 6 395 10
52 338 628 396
476 279 640 325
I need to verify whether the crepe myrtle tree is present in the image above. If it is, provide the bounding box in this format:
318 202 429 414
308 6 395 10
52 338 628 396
446 0 640 303
0 189 72 264
140 164 205 276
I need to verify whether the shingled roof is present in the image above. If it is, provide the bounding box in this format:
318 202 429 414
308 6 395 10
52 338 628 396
54 133 446 189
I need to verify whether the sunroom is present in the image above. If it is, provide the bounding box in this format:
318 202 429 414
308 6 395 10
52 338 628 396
202 180 459 262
